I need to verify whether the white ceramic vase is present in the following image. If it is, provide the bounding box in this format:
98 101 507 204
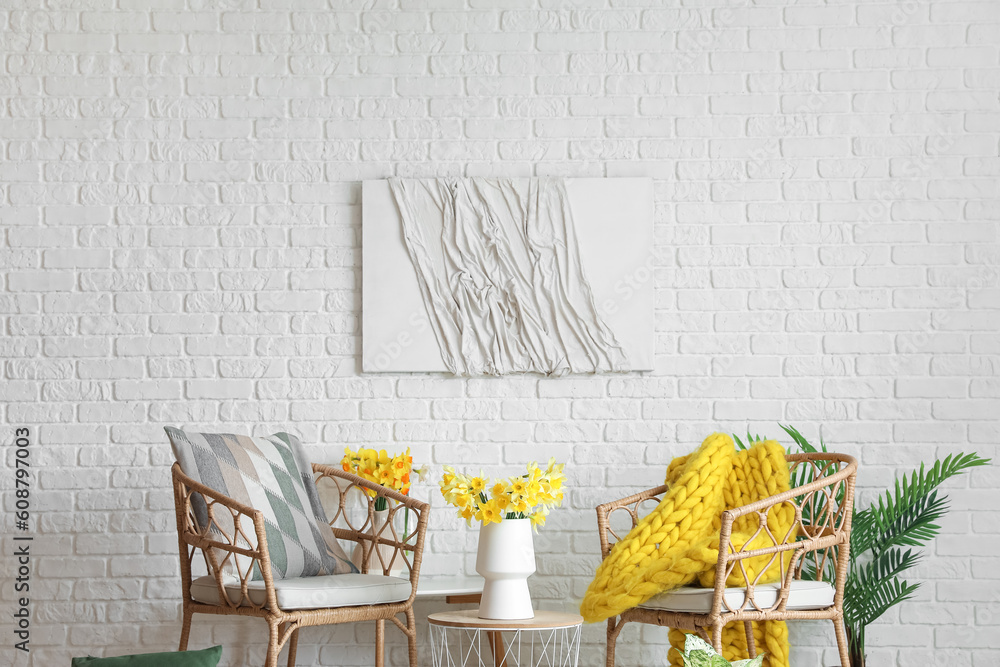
352 508 405 578
476 518 535 620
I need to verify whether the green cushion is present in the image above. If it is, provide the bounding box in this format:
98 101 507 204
71 645 222 666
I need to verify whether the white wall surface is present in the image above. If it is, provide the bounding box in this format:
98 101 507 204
1 1 998 665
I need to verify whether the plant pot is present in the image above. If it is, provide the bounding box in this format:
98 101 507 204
352 508 405 578
475 518 535 620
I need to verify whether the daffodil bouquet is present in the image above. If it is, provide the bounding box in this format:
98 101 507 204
440 459 565 529
341 447 427 511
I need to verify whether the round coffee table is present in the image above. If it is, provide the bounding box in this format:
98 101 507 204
428 609 583 667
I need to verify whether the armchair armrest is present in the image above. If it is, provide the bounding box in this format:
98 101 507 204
312 463 430 603
716 453 858 563
171 463 280 612
595 485 668 560
722 453 858 524
708 453 859 617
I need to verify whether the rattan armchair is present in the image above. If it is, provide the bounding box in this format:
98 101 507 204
171 462 430 667
597 452 858 667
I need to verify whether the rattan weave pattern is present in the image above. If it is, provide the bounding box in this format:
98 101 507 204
596 453 858 667
172 461 430 667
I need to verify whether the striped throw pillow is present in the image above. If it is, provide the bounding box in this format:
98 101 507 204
166 427 356 580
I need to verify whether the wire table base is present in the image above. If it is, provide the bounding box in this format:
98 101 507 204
428 610 583 667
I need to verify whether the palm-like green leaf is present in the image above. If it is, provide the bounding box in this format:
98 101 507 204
851 453 989 557
774 424 990 664
780 423 827 454
800 543 839 584
851 491 948 557
780 424 837 498
734 424 990 664
848 547 921 598
732 431 766 452
843 575 919 629
778 424 848 538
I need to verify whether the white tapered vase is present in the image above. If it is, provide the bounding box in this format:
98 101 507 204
475 518 535 620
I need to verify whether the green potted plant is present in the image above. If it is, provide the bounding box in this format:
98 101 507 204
678 634 764 667
736 425 990 667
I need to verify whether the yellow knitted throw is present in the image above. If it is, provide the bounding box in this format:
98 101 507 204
580 434 795 667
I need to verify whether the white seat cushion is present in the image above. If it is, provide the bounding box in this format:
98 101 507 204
639 580 835 614
190 573 411 611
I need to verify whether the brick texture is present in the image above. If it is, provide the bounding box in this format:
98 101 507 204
1 2 998 666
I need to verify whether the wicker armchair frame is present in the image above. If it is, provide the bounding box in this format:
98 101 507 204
171 462 430 667
596 452 858 667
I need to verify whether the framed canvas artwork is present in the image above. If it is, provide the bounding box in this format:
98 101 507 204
362 177 654 376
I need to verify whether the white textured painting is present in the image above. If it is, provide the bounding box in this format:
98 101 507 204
362 177 654 376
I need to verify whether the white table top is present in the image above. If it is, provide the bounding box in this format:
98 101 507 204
428 609 584 630
415 575 485 598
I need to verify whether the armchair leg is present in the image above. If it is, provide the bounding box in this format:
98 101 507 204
266 619 280 667
285 625 299 667
375 618 385 667
178 608 193 651
744 621 757 658
406 609 418 667
711 623 724 655
606 617 624 667
833 617 851 667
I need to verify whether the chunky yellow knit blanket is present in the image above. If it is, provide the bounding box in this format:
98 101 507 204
580 433 794 667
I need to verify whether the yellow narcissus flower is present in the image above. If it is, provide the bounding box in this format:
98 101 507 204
469 475 487 494
344 446 419 496
392 456 408 476
478 499 503 525
439 460 566 527
459 505 475 526
452 491 473 510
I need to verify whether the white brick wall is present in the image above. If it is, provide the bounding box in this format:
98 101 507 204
1 1 998 665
